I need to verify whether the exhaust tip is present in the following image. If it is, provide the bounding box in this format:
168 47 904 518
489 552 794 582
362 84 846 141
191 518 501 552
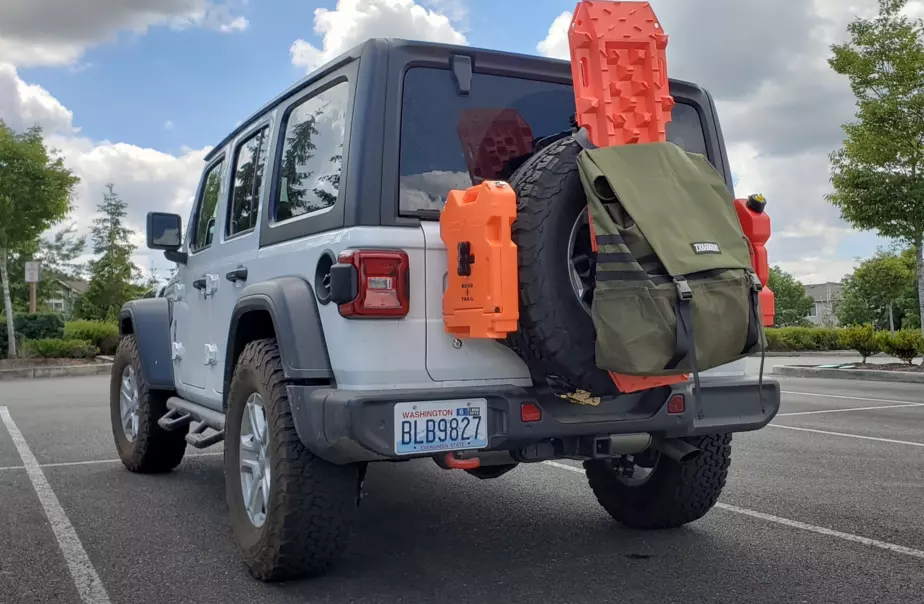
655 438 701 462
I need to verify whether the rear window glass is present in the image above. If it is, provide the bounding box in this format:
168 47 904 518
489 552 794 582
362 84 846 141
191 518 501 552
398 67 711 214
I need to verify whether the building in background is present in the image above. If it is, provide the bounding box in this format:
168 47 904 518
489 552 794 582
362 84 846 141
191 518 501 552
46 279 88 315
804 282 842 326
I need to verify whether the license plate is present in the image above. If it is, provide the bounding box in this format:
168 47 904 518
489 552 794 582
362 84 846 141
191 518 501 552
394 399 488 455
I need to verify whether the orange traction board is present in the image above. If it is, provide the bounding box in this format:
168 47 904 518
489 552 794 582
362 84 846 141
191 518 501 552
568 1 688 394
440 180 519 339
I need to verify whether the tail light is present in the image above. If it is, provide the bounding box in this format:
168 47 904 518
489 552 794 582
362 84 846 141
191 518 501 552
329 249 410 318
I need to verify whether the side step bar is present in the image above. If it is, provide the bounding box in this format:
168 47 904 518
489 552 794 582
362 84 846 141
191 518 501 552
158 397 226 449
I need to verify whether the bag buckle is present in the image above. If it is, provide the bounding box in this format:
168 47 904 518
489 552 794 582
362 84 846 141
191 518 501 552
673 277 694 301
747 271 763 291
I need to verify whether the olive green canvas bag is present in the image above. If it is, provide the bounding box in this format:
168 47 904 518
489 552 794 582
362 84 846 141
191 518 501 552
575 141 765 380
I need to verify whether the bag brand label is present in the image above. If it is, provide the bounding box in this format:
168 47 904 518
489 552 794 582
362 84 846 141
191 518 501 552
691 242 721 254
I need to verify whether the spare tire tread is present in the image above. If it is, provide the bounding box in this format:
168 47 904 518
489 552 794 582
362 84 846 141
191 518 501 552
508 137 619 395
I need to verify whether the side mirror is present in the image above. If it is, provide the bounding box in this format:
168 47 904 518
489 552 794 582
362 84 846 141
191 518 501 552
146 212 188 265
147 212 182 250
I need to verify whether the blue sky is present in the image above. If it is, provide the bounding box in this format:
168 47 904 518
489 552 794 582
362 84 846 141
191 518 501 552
16 0 573 155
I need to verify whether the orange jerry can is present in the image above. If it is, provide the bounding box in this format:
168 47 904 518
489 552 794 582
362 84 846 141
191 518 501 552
440 181 519 339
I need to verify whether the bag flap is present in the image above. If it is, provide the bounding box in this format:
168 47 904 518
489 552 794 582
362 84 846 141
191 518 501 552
576 142 752 277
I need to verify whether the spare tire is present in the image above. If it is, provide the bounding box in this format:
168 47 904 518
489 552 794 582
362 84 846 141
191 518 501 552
507 136 619 397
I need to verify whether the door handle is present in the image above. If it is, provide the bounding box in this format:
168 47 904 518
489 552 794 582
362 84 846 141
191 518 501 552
225 266 248 283
192 277 206 291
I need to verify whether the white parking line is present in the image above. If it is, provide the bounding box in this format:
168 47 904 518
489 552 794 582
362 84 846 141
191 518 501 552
0 407 112 604
777 403 924 417
0 451 223 473
541 460 924 561
781 391 922 405
769 424 924 447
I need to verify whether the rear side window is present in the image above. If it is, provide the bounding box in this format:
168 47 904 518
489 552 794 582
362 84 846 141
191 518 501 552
227 125 270 238
398 67 713 214
189 158 225 252
273 82 349 223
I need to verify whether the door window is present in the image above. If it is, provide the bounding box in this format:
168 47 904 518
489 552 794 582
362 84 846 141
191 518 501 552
273 82 348 223
227 126 270 238
189 158 226 252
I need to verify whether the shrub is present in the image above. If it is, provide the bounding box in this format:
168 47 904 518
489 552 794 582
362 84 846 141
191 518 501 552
16 313 65 340
839 324 880 362
764 327 846 352
64 320 120 355
1 313 66 357
22 338 99 359
877 329 924 365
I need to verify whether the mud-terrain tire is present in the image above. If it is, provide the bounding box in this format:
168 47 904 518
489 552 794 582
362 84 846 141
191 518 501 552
110 335 188 473
507 136 619 396
584 434 732 529
225 337 360 582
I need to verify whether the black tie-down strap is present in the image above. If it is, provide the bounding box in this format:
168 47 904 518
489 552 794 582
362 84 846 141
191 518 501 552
664 277 703 419
743 271 766 414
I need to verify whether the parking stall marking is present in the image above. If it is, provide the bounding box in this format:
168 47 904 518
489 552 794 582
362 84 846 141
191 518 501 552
777 403 924 417
0 451 223 473
768 424 924 447
781 390 923 405
542 460 924 561
0 406 113 604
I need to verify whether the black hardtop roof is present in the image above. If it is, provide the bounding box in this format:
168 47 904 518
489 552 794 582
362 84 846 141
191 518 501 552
204 37 708 162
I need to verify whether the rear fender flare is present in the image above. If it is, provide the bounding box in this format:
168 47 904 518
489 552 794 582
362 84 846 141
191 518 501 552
224 277 333 395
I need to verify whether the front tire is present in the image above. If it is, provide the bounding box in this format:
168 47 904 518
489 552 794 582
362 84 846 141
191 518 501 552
224 338 360 582
584 434 732 529
110 335 188 473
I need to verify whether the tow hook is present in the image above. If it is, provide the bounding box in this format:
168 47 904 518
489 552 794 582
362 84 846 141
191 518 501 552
442 452 481 470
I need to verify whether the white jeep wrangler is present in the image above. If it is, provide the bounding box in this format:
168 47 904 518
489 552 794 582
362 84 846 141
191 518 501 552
111 38 780 582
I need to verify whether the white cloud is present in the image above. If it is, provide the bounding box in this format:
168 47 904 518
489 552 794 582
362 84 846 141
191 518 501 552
0 0 248 67
0 63 75 134
164 120 175 131
290 0 467 72
536 11 571 60
535 0 894 284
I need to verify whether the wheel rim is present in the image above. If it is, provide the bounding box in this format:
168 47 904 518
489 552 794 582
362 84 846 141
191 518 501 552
240 393 270 528
119 366 140 442
567 206 595 315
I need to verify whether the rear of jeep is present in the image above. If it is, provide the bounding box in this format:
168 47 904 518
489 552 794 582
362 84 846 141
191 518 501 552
119 37 780 583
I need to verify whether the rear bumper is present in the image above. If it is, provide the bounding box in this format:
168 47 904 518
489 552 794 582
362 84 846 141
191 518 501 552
287 377 781 465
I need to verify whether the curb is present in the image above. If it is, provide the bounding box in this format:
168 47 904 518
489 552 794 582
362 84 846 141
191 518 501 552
772 365 924 384
0 362 112 382
763 351 866 358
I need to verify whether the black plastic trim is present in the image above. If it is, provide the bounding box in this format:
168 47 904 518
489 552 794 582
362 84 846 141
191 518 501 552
224 277 333 394
287 376 781 465
119 299 175 390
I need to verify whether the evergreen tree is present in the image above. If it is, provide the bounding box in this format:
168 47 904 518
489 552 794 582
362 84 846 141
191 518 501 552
76 184 143 321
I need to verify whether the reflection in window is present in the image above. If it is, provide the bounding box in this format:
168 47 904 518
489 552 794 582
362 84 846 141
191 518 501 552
274 83 348 222
191 159 225 252
398 68 714 214
228 126 269 237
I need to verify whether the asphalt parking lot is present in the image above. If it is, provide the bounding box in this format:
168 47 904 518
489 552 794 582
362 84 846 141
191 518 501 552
1 374 923 604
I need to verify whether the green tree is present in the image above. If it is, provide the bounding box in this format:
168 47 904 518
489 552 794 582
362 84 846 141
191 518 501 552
826 0 924 335
834 286 875 326
6 222 87 312
848 249 912 331
768 266 815 326
76 184 143 321
0 121 79 356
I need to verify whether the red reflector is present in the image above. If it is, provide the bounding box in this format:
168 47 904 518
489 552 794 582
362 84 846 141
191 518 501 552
520 402 542 423
337 249 410 318
667 394 685 415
